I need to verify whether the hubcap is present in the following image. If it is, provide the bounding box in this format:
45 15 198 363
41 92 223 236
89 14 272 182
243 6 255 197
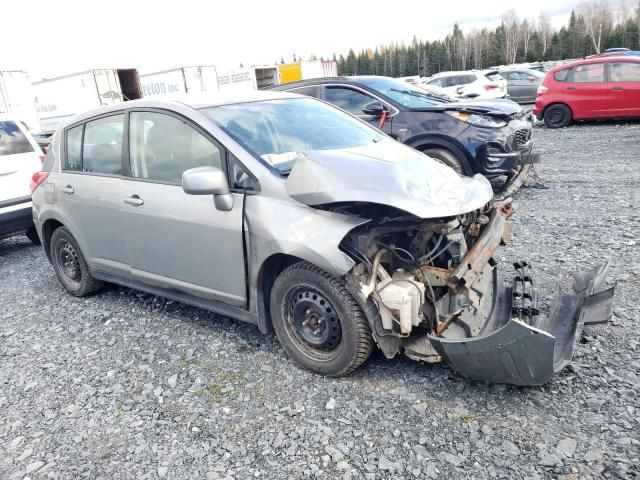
286 287 342 352
57 241 81 282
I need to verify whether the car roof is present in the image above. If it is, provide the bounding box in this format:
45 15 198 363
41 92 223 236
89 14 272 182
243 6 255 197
550 55 640 71
60 90 302 127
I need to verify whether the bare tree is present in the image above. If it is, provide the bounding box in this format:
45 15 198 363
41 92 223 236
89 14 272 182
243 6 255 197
521 19 534 61
501 10 521 64
578 0 613 53
538 11 553 56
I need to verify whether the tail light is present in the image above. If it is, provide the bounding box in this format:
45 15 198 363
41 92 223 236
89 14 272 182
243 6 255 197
39 155 45 164
484 84 498 90
537 85 548 95
30 171 49 193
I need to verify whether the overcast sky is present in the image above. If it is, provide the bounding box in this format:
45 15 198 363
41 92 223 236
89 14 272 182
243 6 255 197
3 0 578 80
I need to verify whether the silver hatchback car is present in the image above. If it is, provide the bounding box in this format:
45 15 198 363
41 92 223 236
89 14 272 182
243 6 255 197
31 92 613 385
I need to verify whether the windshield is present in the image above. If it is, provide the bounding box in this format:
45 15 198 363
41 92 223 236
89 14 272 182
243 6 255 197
357 77 449 107
201 98 383 174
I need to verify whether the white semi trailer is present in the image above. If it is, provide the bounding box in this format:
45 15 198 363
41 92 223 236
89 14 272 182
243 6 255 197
32 69 141 133
0 70 41 132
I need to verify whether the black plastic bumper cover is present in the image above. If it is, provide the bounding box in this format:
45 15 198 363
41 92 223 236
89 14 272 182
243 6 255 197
428 261 614 386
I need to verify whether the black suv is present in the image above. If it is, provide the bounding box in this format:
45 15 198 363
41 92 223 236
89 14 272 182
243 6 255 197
269 76 538 184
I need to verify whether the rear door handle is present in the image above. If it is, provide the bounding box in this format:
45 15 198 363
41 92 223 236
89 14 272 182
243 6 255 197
124 195 144 206
61 185 74 194
612 86 624 91
566 86 576 91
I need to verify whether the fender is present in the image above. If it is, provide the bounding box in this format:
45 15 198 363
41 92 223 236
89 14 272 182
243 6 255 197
405 133 474 176
245 195 369 333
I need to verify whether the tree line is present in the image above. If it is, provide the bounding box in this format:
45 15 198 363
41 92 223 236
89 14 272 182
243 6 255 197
327 0 640 77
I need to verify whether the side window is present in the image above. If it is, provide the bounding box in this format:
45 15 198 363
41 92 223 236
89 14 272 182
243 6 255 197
64 124 83 171
287 86 319 97
228 153 258 191
610 62 640 82
427 78 443 87
554 68 571 82
129 111 222 184
82 115 124 175
572 63 604 83
324 86 377 115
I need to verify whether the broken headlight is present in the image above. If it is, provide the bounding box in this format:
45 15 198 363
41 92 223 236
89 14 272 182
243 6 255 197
446 111 508 128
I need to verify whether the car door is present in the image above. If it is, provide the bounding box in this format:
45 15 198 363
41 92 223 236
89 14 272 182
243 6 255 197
564 63 608 118
55 113 129 276
321 85 394 135
504 72 537 102
606 61 640 116
120 109 246 307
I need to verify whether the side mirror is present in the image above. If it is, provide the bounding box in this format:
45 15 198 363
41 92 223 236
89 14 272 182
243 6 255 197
182 166 233 211
362 101 385 117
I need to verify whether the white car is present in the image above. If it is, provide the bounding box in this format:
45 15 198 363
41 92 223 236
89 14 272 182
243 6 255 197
424 70 508 99
0 114 44 244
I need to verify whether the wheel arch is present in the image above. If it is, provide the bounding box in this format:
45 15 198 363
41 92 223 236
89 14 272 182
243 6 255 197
41 218 65 263
542 102 574 119
256 253 306 334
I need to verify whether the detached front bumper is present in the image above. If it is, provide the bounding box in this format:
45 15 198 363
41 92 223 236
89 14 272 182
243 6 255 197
429 261 615 385
418 201 614 386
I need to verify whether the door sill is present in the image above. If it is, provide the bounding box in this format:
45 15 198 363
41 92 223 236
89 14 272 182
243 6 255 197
93 270 258 325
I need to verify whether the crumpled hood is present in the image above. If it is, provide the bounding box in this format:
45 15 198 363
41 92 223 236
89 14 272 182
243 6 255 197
285 139 493 219
445 98 523 116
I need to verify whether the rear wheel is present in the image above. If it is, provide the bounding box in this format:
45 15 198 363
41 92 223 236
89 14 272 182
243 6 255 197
543 104 572 129
422 148 465 175
270 262 374 376
50 227 103 297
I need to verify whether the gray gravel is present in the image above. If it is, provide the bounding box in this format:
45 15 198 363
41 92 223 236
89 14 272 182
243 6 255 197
1 121 639 479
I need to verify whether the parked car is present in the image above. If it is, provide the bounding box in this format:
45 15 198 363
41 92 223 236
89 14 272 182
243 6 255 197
31 94 614 385
0 114 44 244
268 76 537 189
499 69 545 103
534 56 640 128
424 70 508 99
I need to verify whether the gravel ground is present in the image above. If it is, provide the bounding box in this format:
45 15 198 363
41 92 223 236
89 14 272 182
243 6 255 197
1 121 639 480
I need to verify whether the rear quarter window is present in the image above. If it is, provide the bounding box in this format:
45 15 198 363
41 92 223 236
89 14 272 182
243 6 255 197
485 73 503 81
0 121 34 156
554 68 571 82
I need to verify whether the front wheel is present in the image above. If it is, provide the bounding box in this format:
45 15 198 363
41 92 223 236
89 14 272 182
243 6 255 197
543 104 572 129
50 227 103 297
422 148 465 175
270 262 374 376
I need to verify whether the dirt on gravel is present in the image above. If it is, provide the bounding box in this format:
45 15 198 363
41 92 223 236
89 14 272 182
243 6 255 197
1 121 639 480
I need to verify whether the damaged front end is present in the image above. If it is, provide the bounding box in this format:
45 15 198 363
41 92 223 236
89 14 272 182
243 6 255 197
339 200 614 386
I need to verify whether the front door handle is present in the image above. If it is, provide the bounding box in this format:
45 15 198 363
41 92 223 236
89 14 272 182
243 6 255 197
566 86 576 91
612 86 624 91
61 185 74 194
124 195 144 206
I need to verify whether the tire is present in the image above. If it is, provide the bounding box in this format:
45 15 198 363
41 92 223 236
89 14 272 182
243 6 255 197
25 227 41 246
543 104 572 129
422 148 465 175
50 227 103 297
270 261 375 377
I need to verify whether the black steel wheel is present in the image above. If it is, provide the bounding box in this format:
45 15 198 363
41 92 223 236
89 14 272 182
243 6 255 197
543 104 572 129
50 227 103 297
270 262 374 376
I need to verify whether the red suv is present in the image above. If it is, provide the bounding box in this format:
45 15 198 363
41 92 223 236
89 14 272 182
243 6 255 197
534 57 640 128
